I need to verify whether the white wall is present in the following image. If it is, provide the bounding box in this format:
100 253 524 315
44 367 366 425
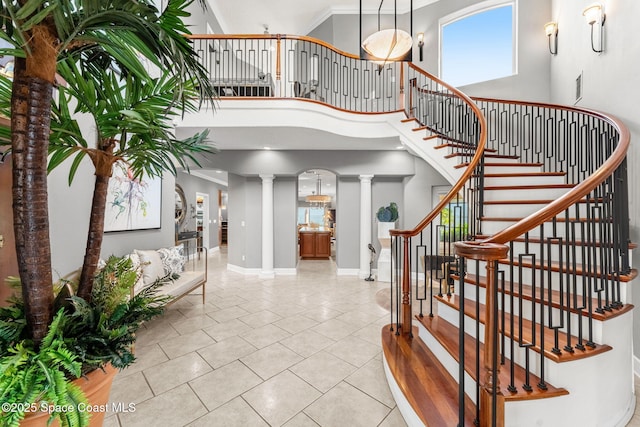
548 0 640 358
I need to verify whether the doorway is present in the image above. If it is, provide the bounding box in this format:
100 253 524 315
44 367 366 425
297 170 336 260
196 192 210 251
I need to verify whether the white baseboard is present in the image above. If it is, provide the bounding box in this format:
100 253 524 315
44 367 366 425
274 268 297 275
226 264 261 275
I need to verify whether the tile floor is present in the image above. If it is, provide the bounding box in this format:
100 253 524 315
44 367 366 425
104 248 640 427
105 249 407 427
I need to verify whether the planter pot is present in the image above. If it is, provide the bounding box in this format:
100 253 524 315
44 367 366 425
20 364 118 427
377 221 396 282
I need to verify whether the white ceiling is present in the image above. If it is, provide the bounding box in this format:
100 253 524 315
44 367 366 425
207 0 440 36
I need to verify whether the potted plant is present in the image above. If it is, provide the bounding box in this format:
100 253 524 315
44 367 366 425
0 0 216 425
0 257 171 427
376 202 399 282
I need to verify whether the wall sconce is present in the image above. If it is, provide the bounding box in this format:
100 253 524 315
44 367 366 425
583 4 606 53
417 32 424 61
544 22 558 55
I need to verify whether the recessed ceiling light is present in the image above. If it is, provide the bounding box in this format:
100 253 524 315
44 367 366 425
264 146 271 150
396 145 404 149
215 170 222 174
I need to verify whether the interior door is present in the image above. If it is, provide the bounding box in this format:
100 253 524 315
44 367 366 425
0 152 18 306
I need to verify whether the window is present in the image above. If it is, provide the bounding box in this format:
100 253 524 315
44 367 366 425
440 1 516 87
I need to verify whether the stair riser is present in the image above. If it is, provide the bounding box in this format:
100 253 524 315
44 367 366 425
464 264 619 300
483 175 566 187
416 321 480 405
480 220 607 237
437 299 604 380
483 204 604 221
482 165 545 174
482 187 570 202
457 281 606 344
503 240 615 267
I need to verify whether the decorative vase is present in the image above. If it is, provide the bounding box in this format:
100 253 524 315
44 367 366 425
20 364 118 427
377 221 396 282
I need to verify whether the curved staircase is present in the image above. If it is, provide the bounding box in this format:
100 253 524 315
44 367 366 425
184 34 635 426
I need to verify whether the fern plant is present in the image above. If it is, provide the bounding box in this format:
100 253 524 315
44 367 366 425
62 256 171 371
0 310 89 427
0 255 171 425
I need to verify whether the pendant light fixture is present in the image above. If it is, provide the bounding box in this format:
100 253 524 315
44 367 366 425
360 0 413 63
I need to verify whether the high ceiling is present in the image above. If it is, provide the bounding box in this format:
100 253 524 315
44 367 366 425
207 0 439 36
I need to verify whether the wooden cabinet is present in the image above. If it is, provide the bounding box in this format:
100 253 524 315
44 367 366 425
299 230 331 259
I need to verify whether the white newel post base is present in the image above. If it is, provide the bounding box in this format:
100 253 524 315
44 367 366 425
377 221 396 282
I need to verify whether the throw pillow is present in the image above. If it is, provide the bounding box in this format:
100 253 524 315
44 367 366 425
134 249 165 286
158 245 186 276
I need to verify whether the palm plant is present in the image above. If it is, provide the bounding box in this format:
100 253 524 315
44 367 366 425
0 0 215 345
49 58 214 302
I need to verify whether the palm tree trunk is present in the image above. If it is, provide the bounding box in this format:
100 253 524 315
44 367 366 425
77 143 116 300
77 173 110 300
11 57 54 344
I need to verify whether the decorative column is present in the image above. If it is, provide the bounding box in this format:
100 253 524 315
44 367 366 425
359 175 374 279
260 174 275 278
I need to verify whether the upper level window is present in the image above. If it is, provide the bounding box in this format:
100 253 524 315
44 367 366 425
440 1 516 87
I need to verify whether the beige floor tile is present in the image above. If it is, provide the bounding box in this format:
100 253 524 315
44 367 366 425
352 322 387 346
209 305 251 322
379 407 409 427
282 412 321 427
169 313 219 335
117 344 168 380
279 330 336 358
134 319 180 348
186 397 269 427
301 305 344 322
109 372 153 407
189 360 262 411
176 302 219 318
325 335 381 367
289 351 358 393
118 384 207 427
274 314 320 334
310 317 360 341
243 370 321 426
202 317 252 341
103 415 120 427
238 309 283 328
345 358 396 408
159 329 216 359
197 335 257 368
241 323 291 349
143 352 212 395
240 342 303 380
304 382 391 427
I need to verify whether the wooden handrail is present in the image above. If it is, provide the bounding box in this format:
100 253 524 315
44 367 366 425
390 63 487 238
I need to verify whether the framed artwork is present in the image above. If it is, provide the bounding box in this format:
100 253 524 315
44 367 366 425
104 163 162 232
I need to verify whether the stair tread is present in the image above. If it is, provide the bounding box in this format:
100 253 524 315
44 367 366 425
416 315 569 399
436 294 612 362
457 162 543 169
381 326 477 426
455 273 634 321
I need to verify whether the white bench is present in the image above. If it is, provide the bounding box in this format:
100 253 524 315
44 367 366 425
129 246 208 305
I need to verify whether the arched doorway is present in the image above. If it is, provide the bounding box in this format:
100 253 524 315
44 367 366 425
297 169 336 260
